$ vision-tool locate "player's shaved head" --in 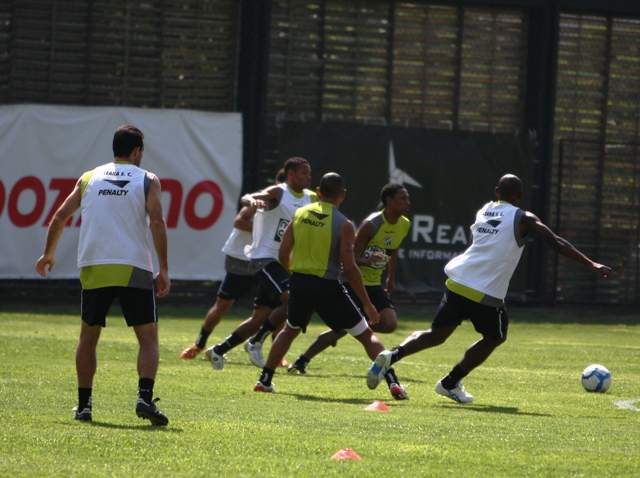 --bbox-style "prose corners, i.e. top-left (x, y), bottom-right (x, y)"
top-left (497, 174), bottom-right (522, 201)
top-left (319, 172), bottom-right (345, 199)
